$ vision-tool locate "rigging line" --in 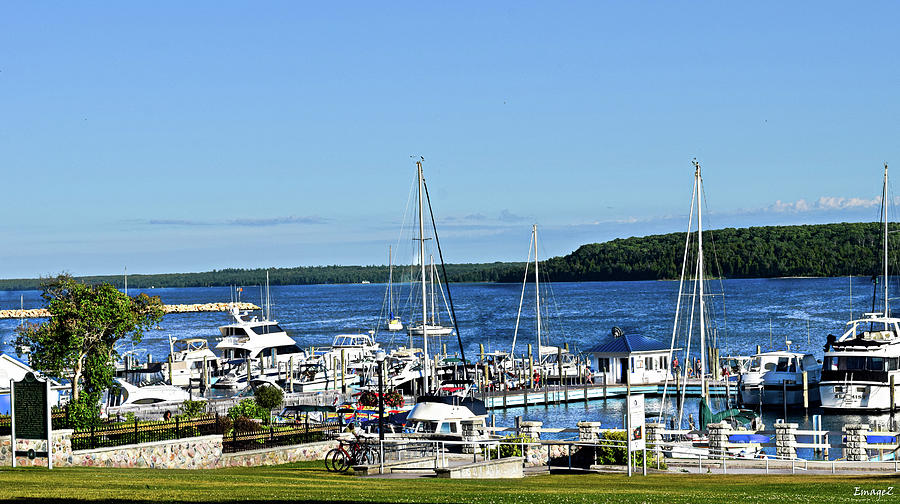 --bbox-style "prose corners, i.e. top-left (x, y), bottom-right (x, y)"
top-left (422, 179), bottom-right (467, 377)
top-left (511, 231), bottom-right (534, 356)
top-left (660, 170), bottom-right (697, 425)
top-left (700, 179), bottom-right (728, 352)
top-left (537, 233), bottom-right (569, 345)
